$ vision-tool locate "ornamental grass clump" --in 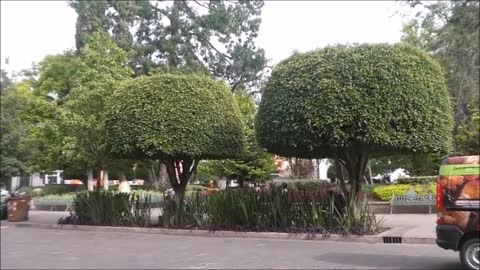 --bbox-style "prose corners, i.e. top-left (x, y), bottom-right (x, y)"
top-left (61, 191), bottom-right (151, 227)
top-left (162, 185), bottom-right (382, 235)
